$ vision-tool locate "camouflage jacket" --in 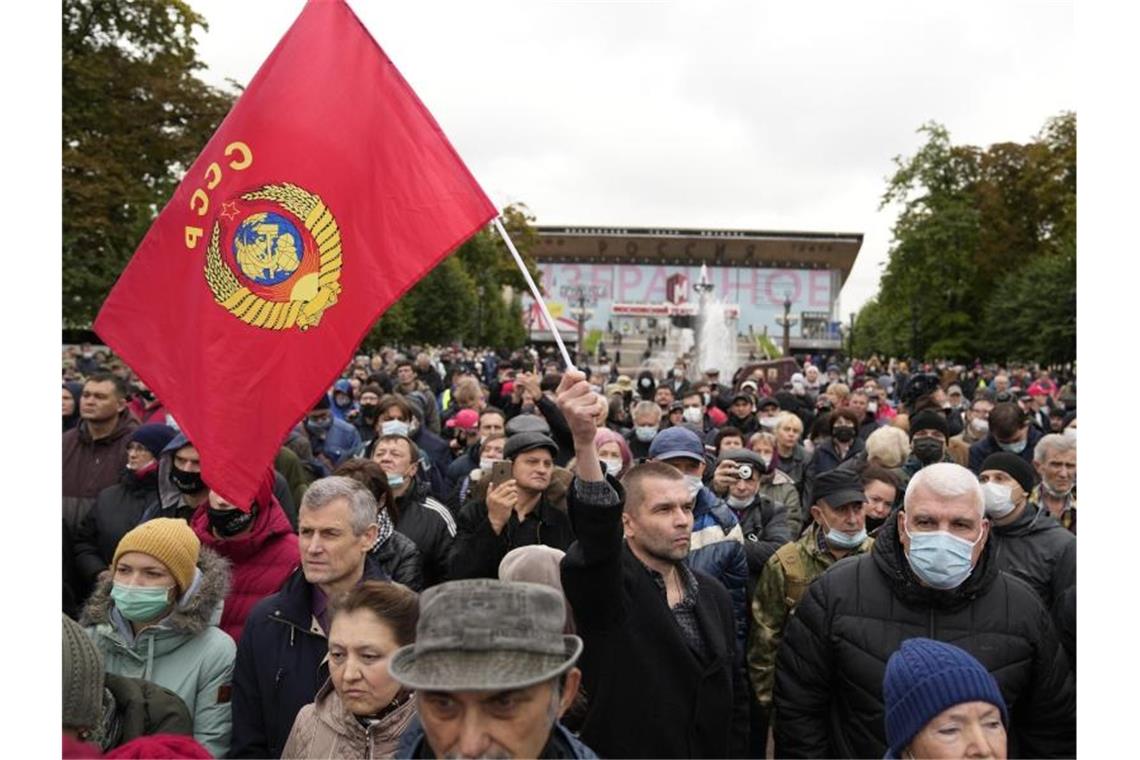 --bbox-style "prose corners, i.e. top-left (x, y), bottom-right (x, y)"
top-left (747, 523), bottom-right (873, 706)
